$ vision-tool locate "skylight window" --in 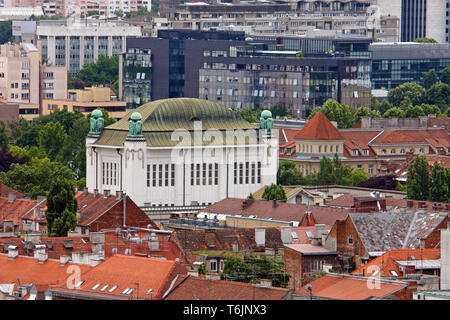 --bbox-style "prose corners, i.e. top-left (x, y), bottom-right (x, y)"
top-left (126, 288), bottom-right (135, 295)
top-left (291, 232), bottom-right (298, 240)
top-left (305, 231), bottom-right (313, 239)
top-left (146, 289), bottom-right (153, 295)
top-left (108, 285), bottom-right (118, 293)
top-left (121, 287), bottom-right (131, 294)
top-left (74, 281), bottom-right (84, 288)
top-left (100, 284), bottom-right (109, 292)
top-left (91, 283), bottom-right (101, 290)
top-left (390, 270), bottom-right (398, 277)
